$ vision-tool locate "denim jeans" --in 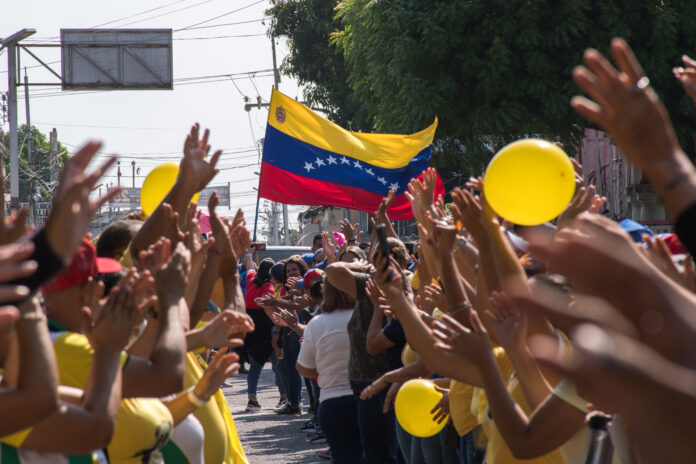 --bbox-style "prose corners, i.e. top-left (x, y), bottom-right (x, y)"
top-left (319, 395), bottom-right (363, 464)
top-left (278, 329), bottom-right (303, 407)
top-left (457, 431), bottom-right (485, 464)
top-left (351, 381), bottom-right (400, 464)
top-left (248, 352), bottom-right (286, 399)
top-left (397, 423), bottom-right (458, 464)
